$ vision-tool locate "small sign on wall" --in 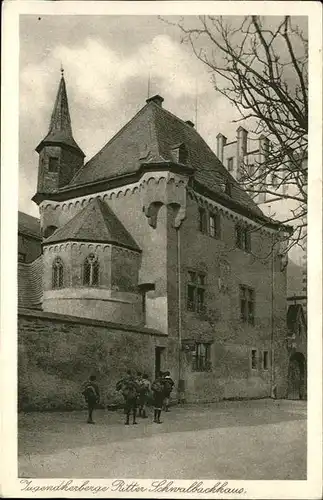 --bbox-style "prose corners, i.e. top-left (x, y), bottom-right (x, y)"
top-left (182, 340), bottom-right (196, 352)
